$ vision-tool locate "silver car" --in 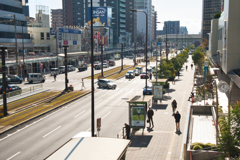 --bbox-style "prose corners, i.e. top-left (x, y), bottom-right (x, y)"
top-left (98, 79), bottom-right (117, 89)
